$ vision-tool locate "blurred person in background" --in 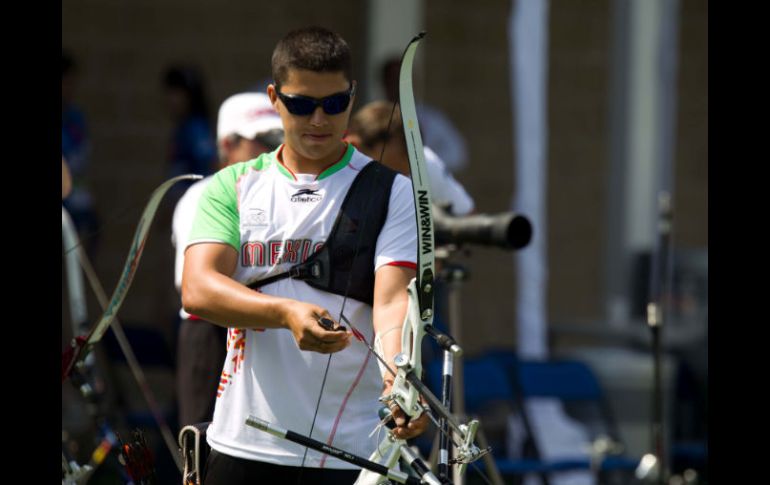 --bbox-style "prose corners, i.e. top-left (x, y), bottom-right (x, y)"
top-left (162, 65), bottom-right (217, 196)
top-left (346, 100), bottom-right (474, 216)
top-left (382, 56), bottom-right (469, 174)
top-left (172, 92), bottom-right (284, 429)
